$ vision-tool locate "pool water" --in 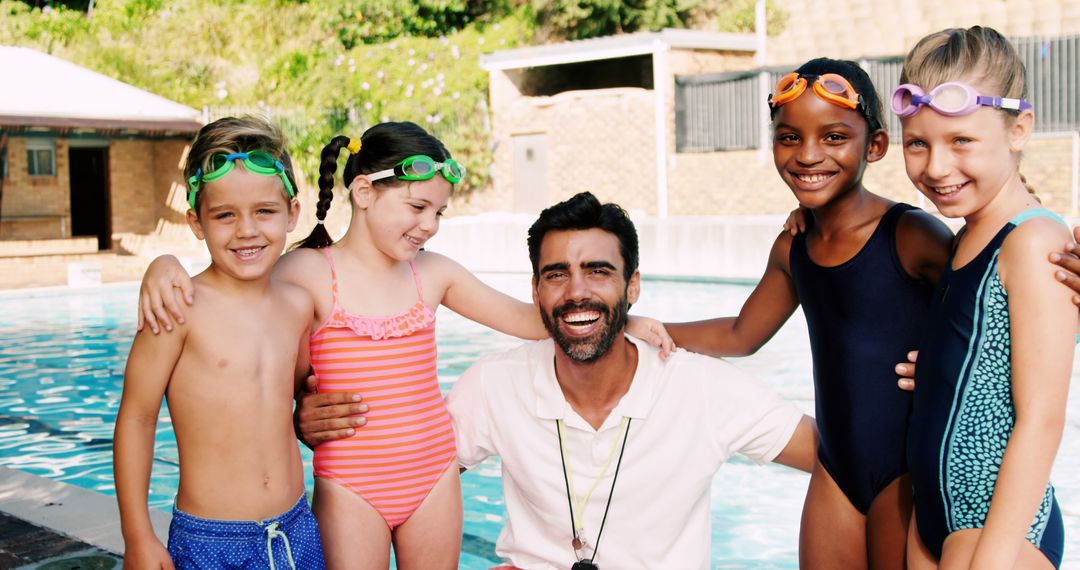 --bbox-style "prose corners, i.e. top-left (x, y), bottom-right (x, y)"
top-left (1, 275), bottom-right (1078, 568)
